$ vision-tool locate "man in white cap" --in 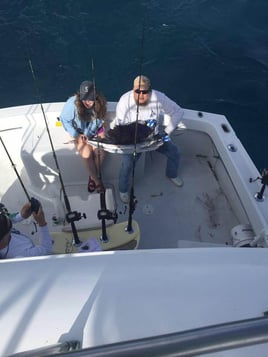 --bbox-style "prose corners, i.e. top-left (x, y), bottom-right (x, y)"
top-left (114, 75), bottom-right (184, 203)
